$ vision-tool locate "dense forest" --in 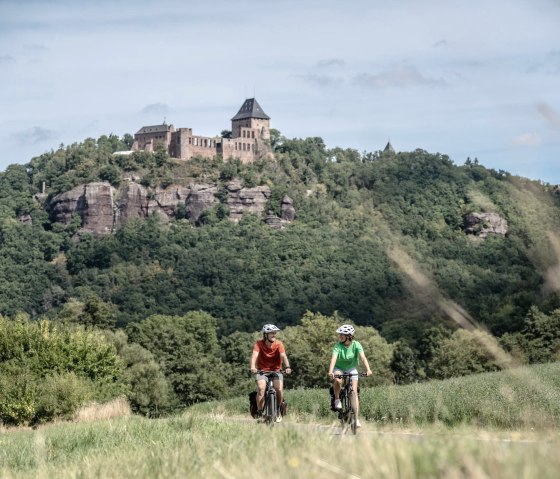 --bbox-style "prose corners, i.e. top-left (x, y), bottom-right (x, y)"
top-left (1, 131), bottom-right (560, 424)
